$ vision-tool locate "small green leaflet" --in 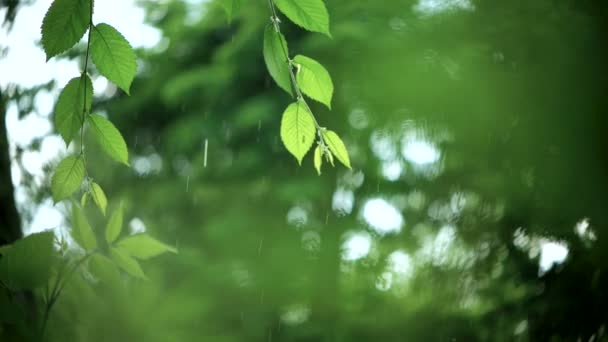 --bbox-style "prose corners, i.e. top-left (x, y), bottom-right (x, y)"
top-left (90, 23), bottom-right (137, 94)
top-left (263, 25), bottom-right (293, 96)
top-left (274, 0), bottom-right (331, 37)
top-left (322, 130), bottom-right (351, 169)
top-left (80, 192), bottom-right (88, 207)
top-left (105, 205), bottom-right (123, 244)
top-left (71, 204), bottom-right (97, 251)
top-left (116, 234), bottom-right (177, 260)
top-left (314, 145), bottom-right (322, 175)
top-left (51, 155), bottom-right (85, 203)
top-left (41, 0), bottom-right (91, 60)
top-left (54, 75), bottom-right (93, 146)
top-left (0, 232), bottom-right (56, 290)
top-left (90, 182), bottom-right (107, 216)
top-left (294, 55), bottom-right (333, 109)
top-left (280, 101), bottom-right (316, 164)
top-left (88, 254), bottom-right (121, 285)
top-left (110, 247), bottom-right (147, 280)
top-left (88, 114), bottom-right (129, 165)
top-left (220, 0), bottom-right (241, 22)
